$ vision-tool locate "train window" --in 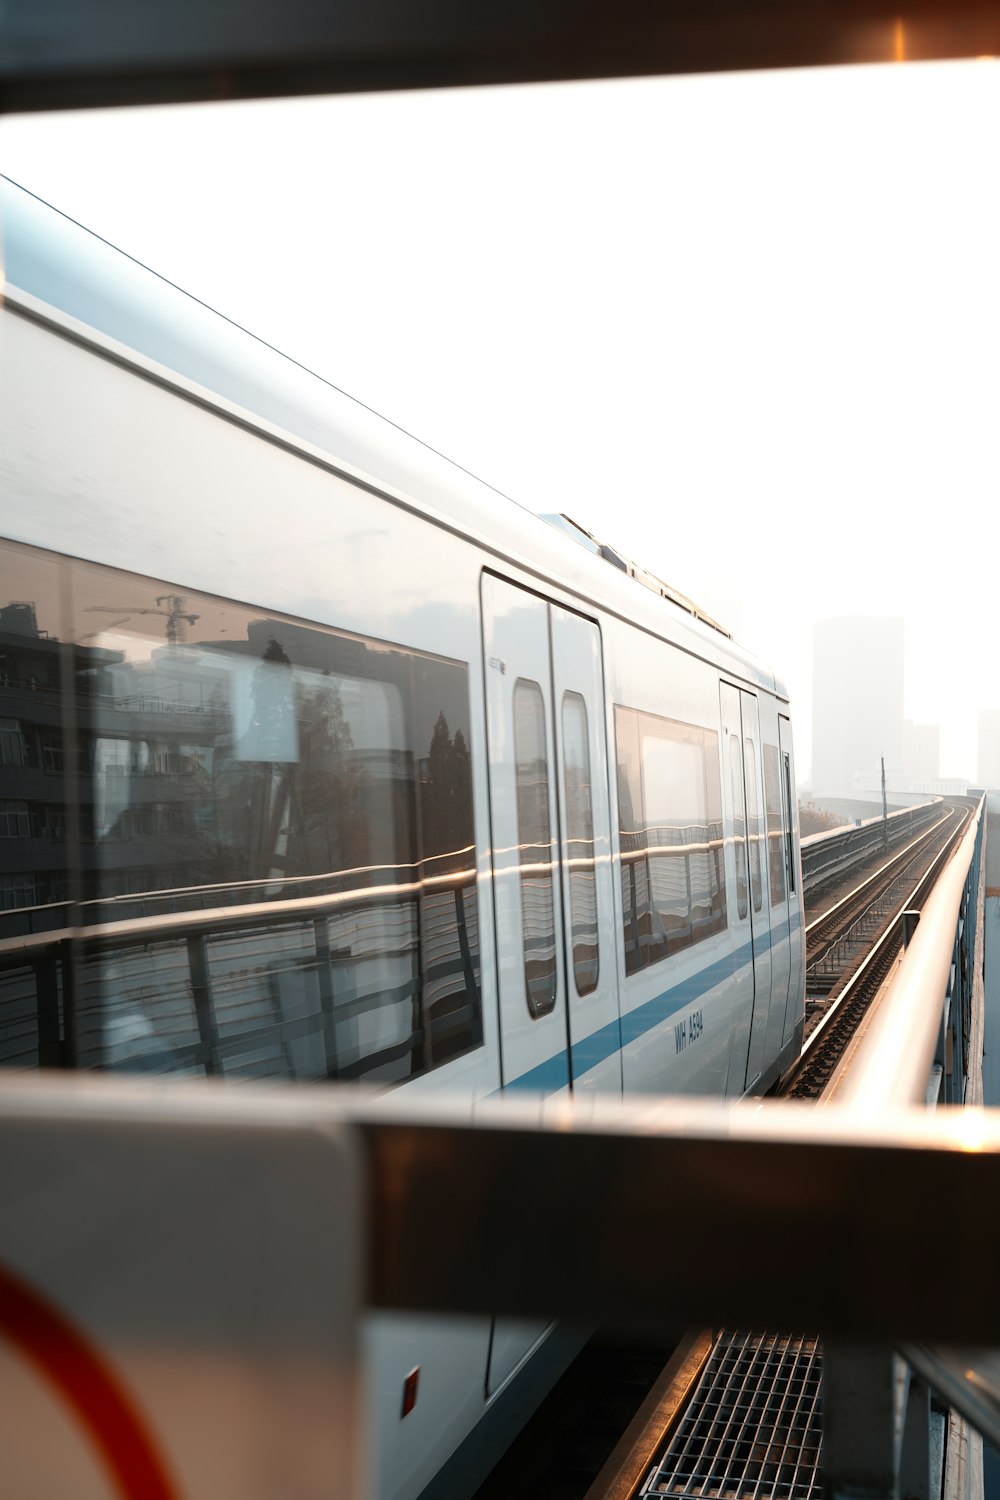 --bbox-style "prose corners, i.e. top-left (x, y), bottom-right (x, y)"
top-left (562, 692), bottom-right (599, 997)
top-left (0, 544), bottom-right (69, 1066)
top-left (783, 750), bottom-right (796, 895)
top-left (0, 542), bottom-right (482, 1081)
top-left (743, 739), bottom-right (763, 913)
top-left (729, 736), bottom-right (748, 920)
top-left (615, 706), bottom-right (726, 976)
top-left (763, 743), bottom-right (786, 906)
top-left (513, 678), bottom-right (557, 1018)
